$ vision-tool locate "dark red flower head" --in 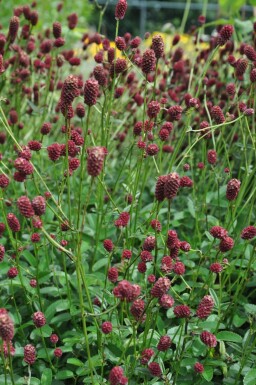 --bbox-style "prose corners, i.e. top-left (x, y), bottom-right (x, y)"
top-left (142, 49), bottom-right (156, 74)
top-left (115, 0), bottom-right (128, 20)
top-left (84, 78), bottom-right (99, 107)
top-left (217, 25), bottom-right (234, 46)
top-left (87, 146), bottom-right (106, 177)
